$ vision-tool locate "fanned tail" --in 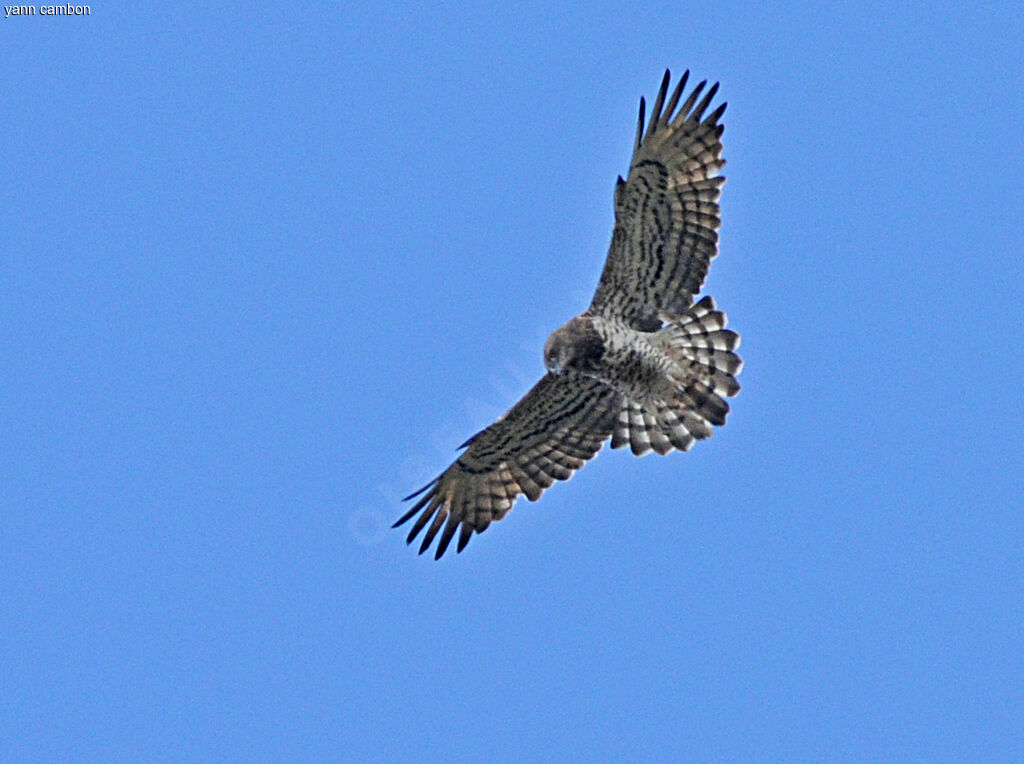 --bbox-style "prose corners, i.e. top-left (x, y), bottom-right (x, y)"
top-left (659, 292), bottom-right (741, 411)
top-left (611, 296), bottom-right (741, 456)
